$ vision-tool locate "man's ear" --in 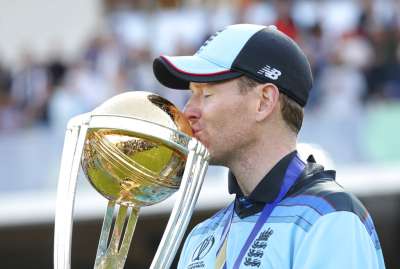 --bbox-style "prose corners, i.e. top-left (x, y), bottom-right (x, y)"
top-left (255, 83), bottom-right (280, 122)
